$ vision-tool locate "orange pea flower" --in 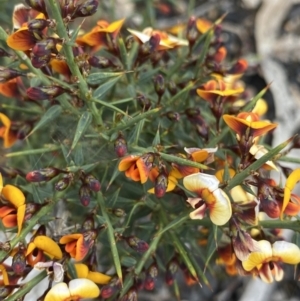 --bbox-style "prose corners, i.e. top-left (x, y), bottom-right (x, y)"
top-left (0, 78), bottom-right (24, 99)
top-left (197, 79), bottom-right (244, 104)
top-left (7, 12), bottom-right (46, 51)
top-left (77, 19), bottom-right (125, 52)
top-left (44, 278), bottom-right (100, 301)
top-left (183, 173), bottom-right (232, 225)
top-left (26, 235), bottom-right (63, 266)
top-left (242, 240), bottom-right (300, 283)
top-left (118, 153), bottom-right (154, 184)
top-left (0, 174), bottom-right (25, 235)
top-left (223, 112), bottom-right (277, 142)
top-left (59, 230), bottom-right (97, 261)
